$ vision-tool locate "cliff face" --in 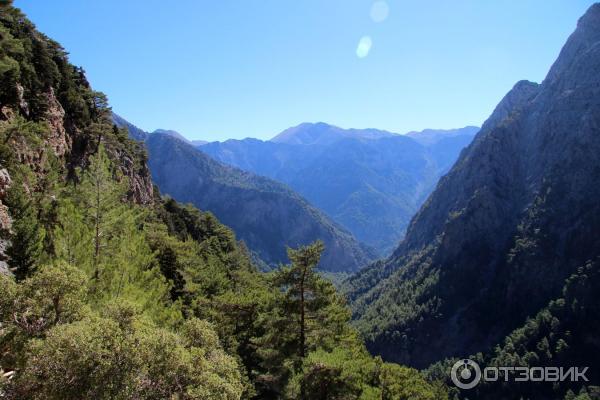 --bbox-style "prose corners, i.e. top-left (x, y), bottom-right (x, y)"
top-left (348, 4), bottom-right (600, 368)
top-left (0, 80), bottom-right (153, 207)
top-left (0, 168), bottom-right (11, 275)
top-left (0, 87), bottom-right (68, 171)
top-left (110, 143), bottom-right (154, 205)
